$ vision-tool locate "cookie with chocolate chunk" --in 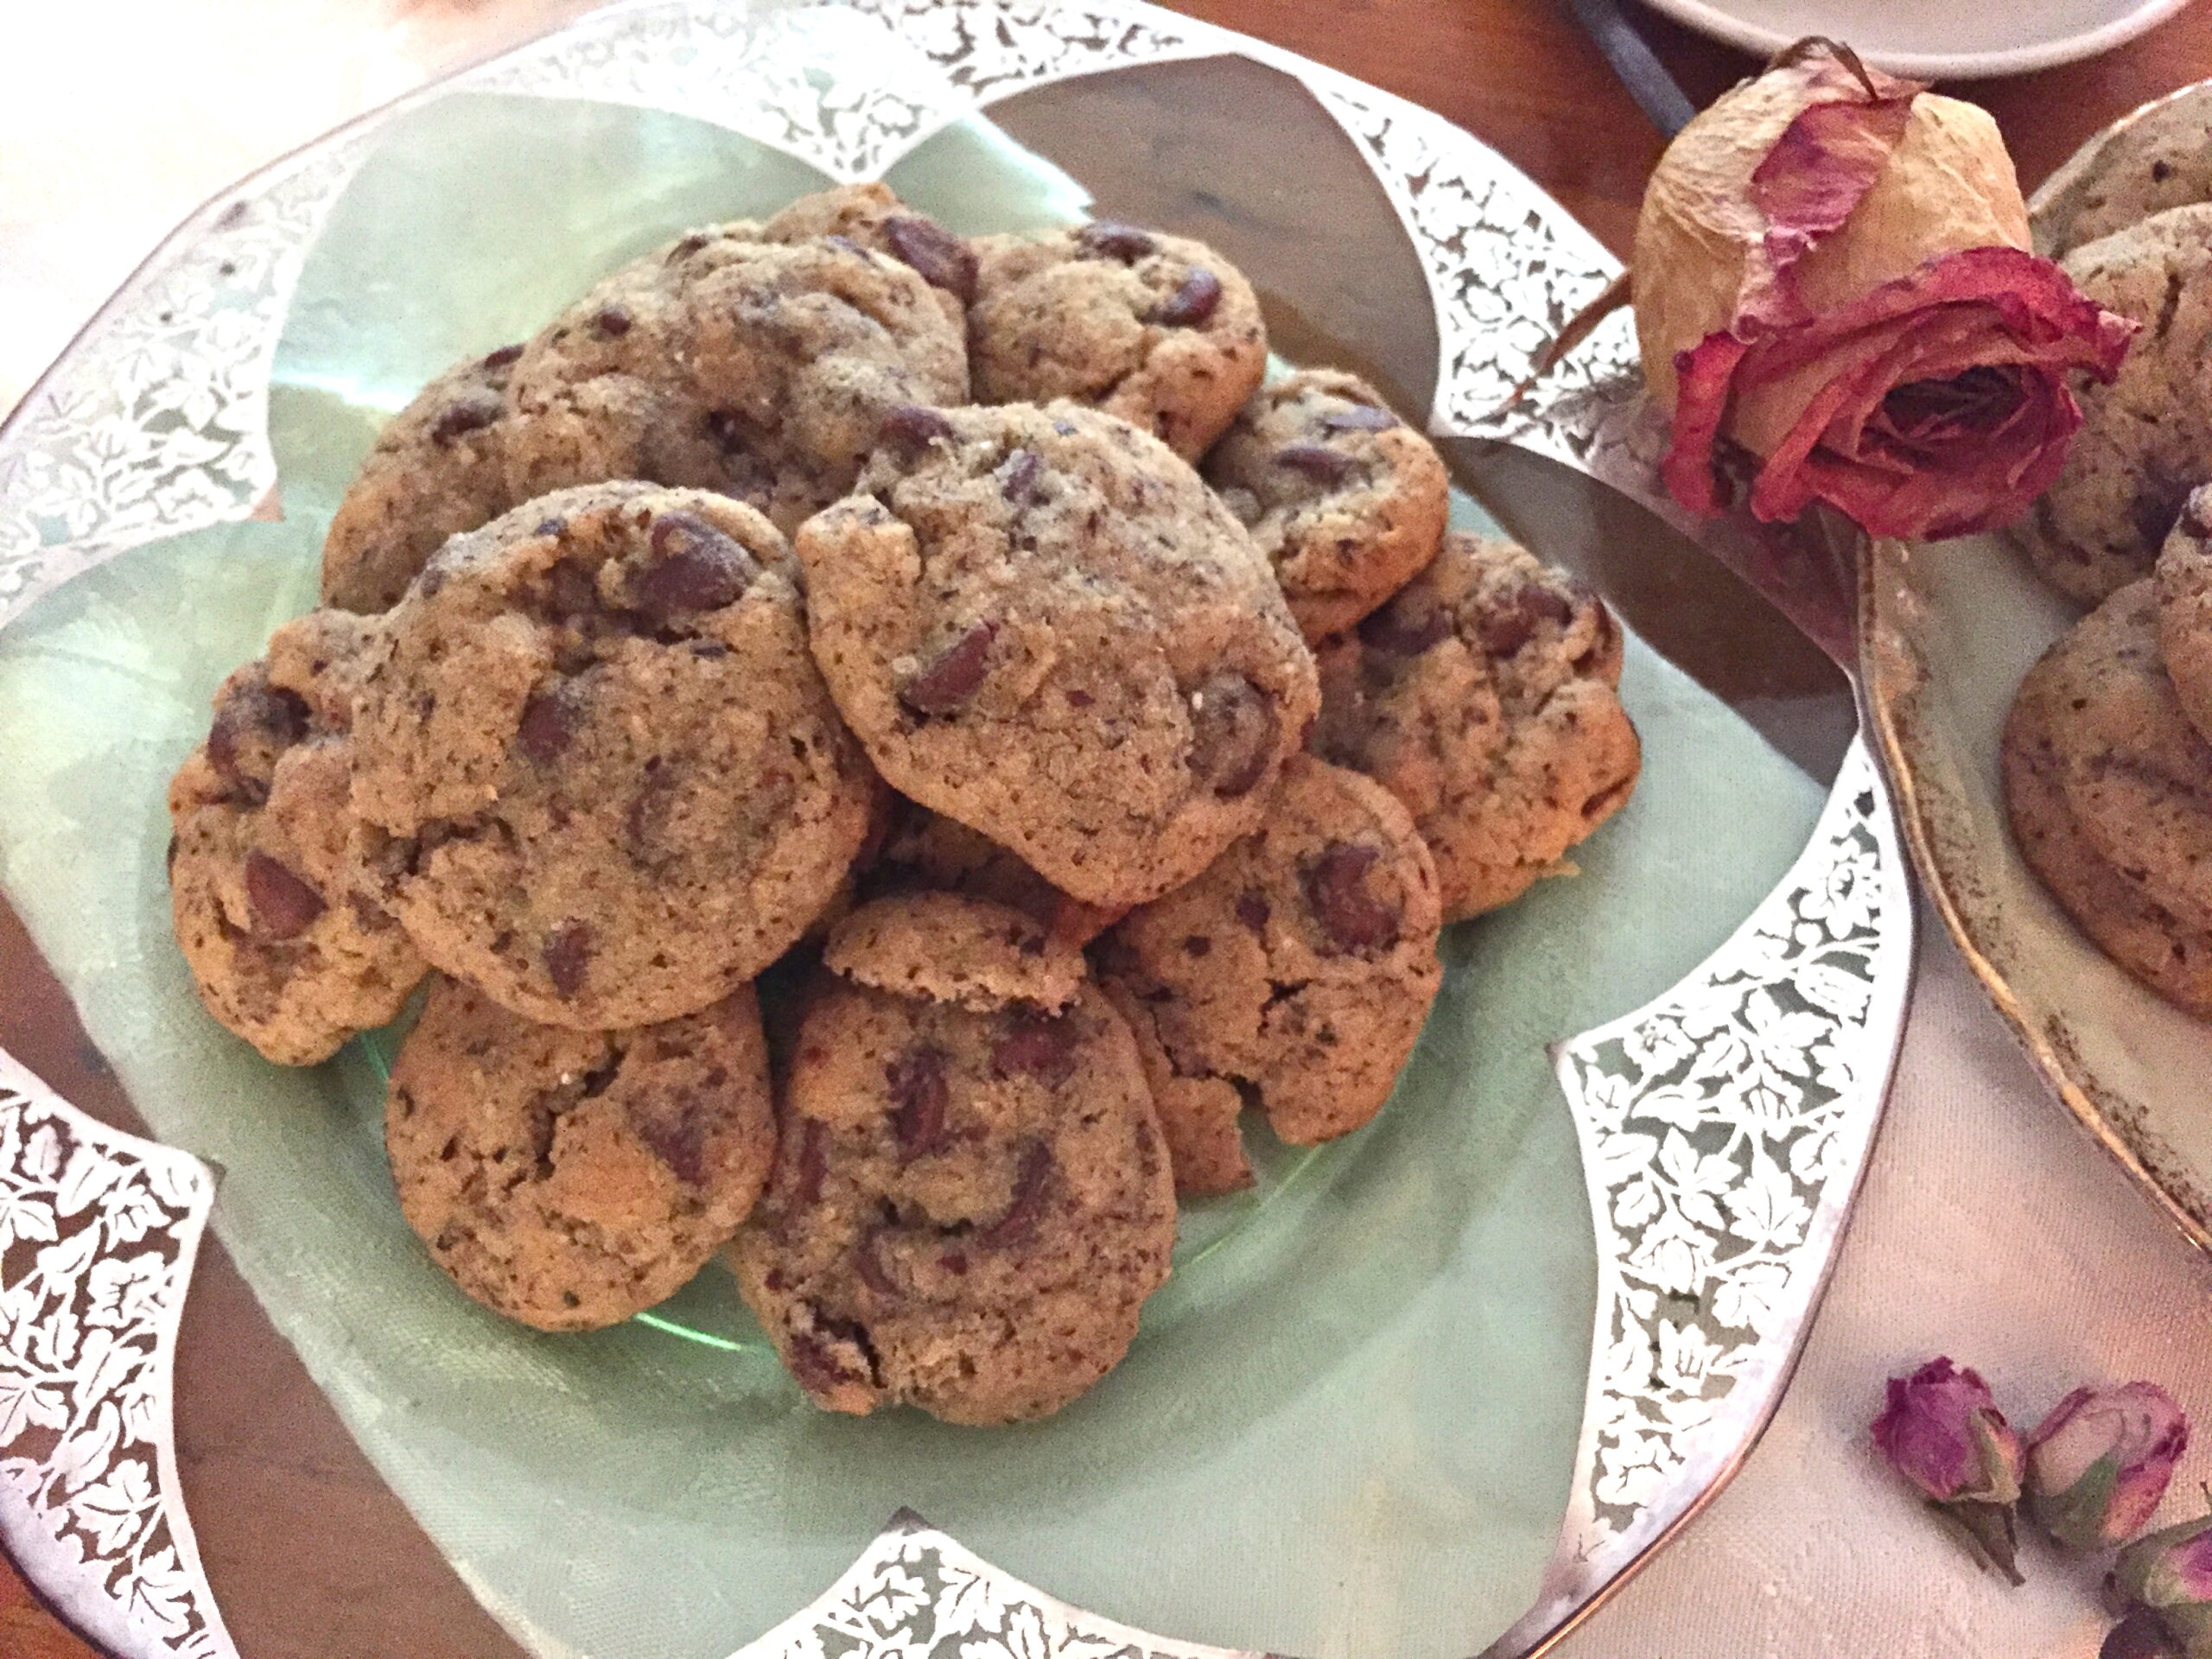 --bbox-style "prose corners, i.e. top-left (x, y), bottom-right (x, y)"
top-left (2004, 654), bottom-right (2212, 1017)
top-left (1204, 370), bottom-right (1447, 642)
top-left (1096, 754), bottom-right (1442, 1197)
top-left (968, 222), bottom-right (1265, 461)
top-left (168, 608), bottom-right (426, 1064)
top-left (729, 894), bottom-right (1176, 1425)
top-left (797, 401), bottom-right (1318, 909)
top-left (321, 188), bottom-right (969, 612)
top-left (351, 482), bottom-right (874, 1028)
top-left (1309, 533), bottom-right (1640, 920)
top-left (2035, 579), bottom-right (2212, 937)
top-left (386, 976), bottom-right (775, 1331)
top-left (2008, 206), bottom-right (2212, 605)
